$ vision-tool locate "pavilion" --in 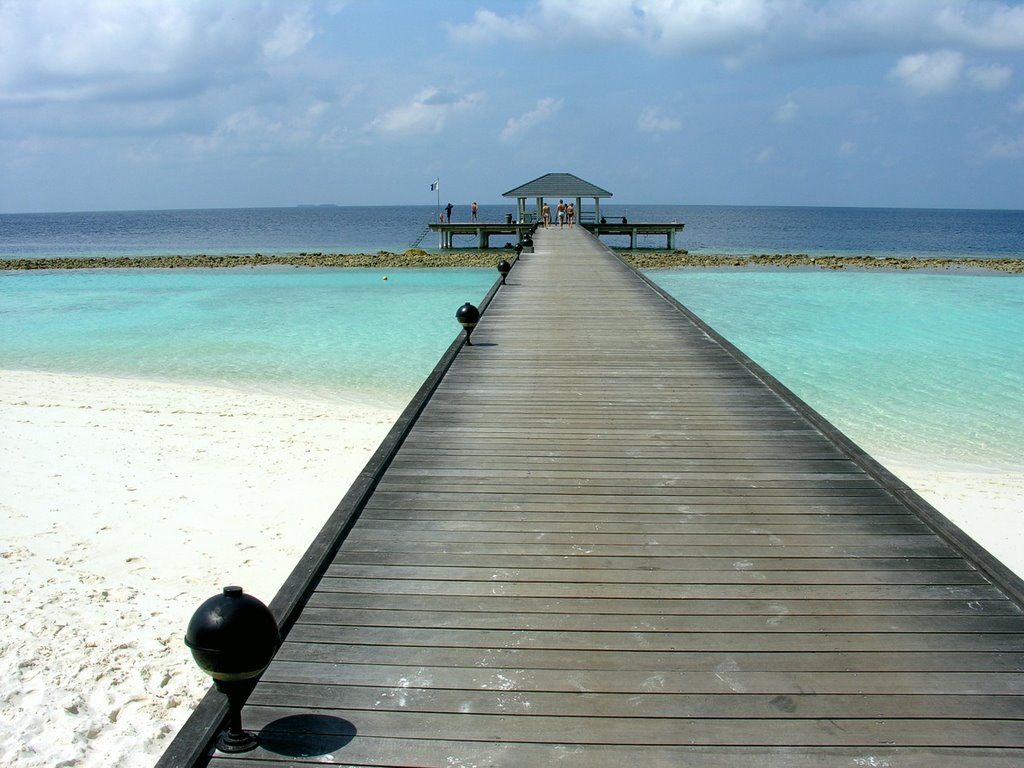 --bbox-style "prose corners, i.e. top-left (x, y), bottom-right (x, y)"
top-left (503, 172), bottom-right (612, 224)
